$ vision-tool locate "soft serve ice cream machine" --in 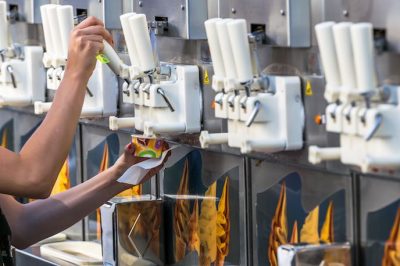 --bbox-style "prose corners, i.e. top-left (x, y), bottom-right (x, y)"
top-left (108, 12), bottom-right (201, 137)
top-left (3, 0), bottom-right (400, 265)
top-left (309, 22), bottom-right (400, 174)
top-left (0, 0), bottom-right (45, 107)
top-left (199, 18), bottom-right (304, 154)
top-left (34, 4), bottom-right (117, 118)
